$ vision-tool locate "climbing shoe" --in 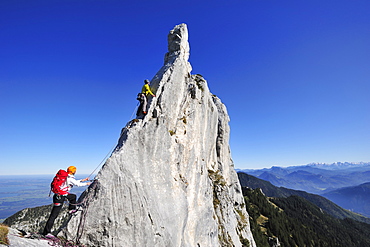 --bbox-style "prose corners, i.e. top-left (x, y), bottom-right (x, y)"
top-left (69, 209), bottom-right (78, 214)
top-left (44, 233), bottom-right (55, 238)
